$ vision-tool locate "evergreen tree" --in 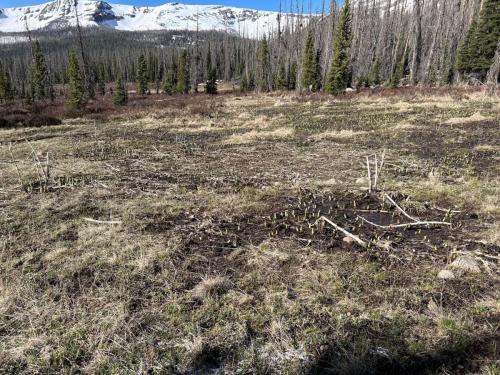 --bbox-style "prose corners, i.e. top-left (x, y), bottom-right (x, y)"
top-left (31, 41), bottom-right (48, 101)
top-left (205, 48), bottom-right (217, 95)
top-left (275, 61), bottom-right (287, 91)
top-left (302, 30), bottom-right (317, 91)
top-left (390, 55), bottom-right (405, 88)
top-left (0, 66), bottom-right (13, 102)
top-left (113, 75), bottom-right (128, 105)
top-left (473, 0), bottom-right (500, 74)
top-left (162, 70), bottom-right (174, 95)
top-left (326, 0), bottom-right (352, 94)
top-left (176, 50), bottom-right (190, 94)
top-left (314, 49), bottom-right (322, 91)
top-left (67, 51), bottom-right (87, 110)
top-left (97, 63), bottom-right (106, 96)
top-left (457, 0), bottom-right (500, 79)
top-left (136, 54), bottom-right (148, 96)
top-left (240, 73), bottom-right (249, 92)
top-left (368, 59), bottom-right (381, 86)
top-left (248, 70), bottom-right (256, 91)
top-left (257, 36), bottom-right (271, 92)
top-left (456, 18), bottom-right (478, 74)
top-left (0, 66), bottom-right (6, 102)
top-left (288, 61), bottom-right (298, 90)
